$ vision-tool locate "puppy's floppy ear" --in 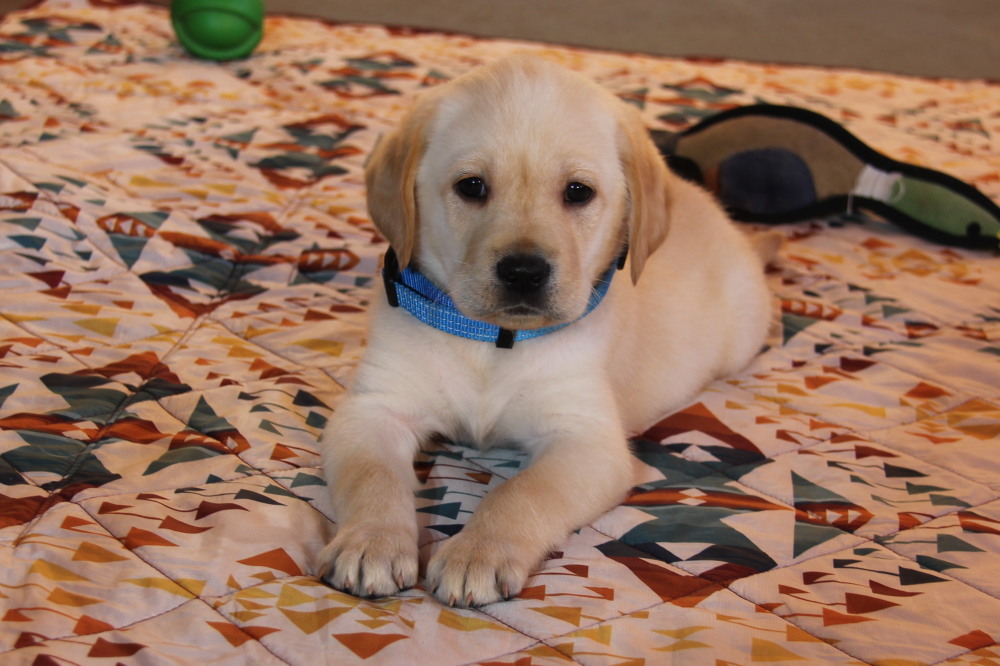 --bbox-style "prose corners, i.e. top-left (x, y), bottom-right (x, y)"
top-left (364, 97), bottom-right (437, 268)
top-left (618, 105), bottom-right (672, 284)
